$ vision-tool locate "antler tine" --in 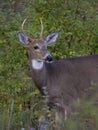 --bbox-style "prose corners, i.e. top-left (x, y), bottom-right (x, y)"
top-left (40, 19), bottom-right (43, 39)
top-left (21, 18), bottom-right (27, 32)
